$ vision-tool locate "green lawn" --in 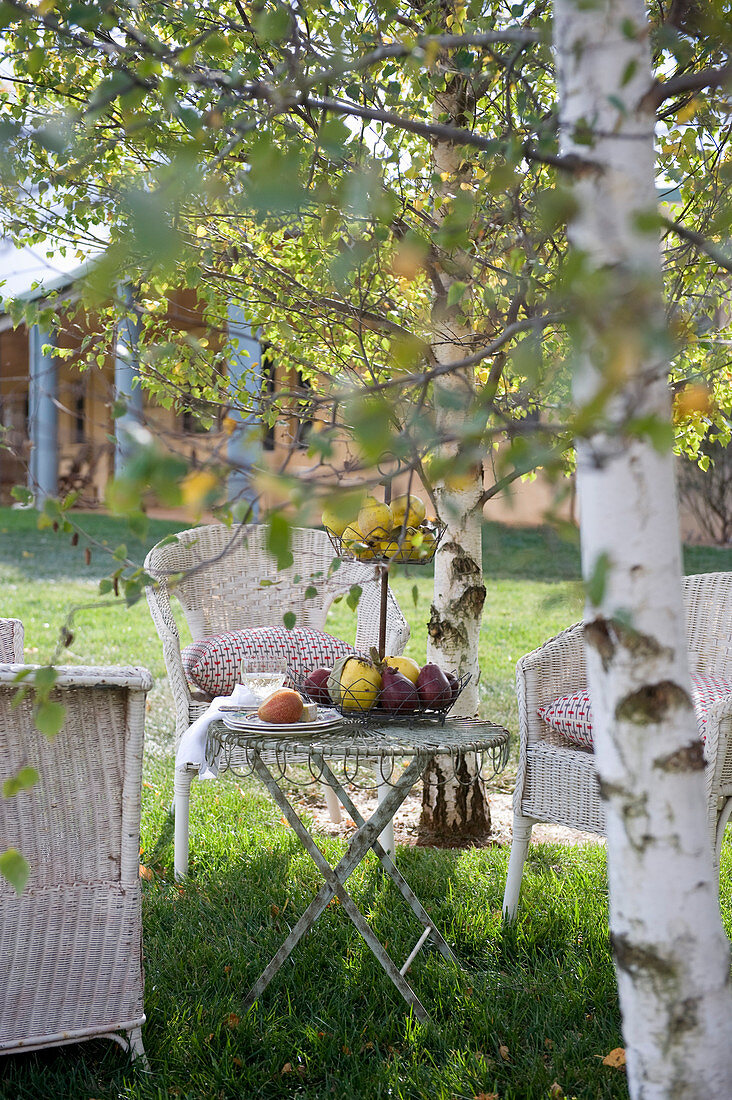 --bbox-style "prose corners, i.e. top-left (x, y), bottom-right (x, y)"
top-left (1, 507), bottom-right (731, 1100)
